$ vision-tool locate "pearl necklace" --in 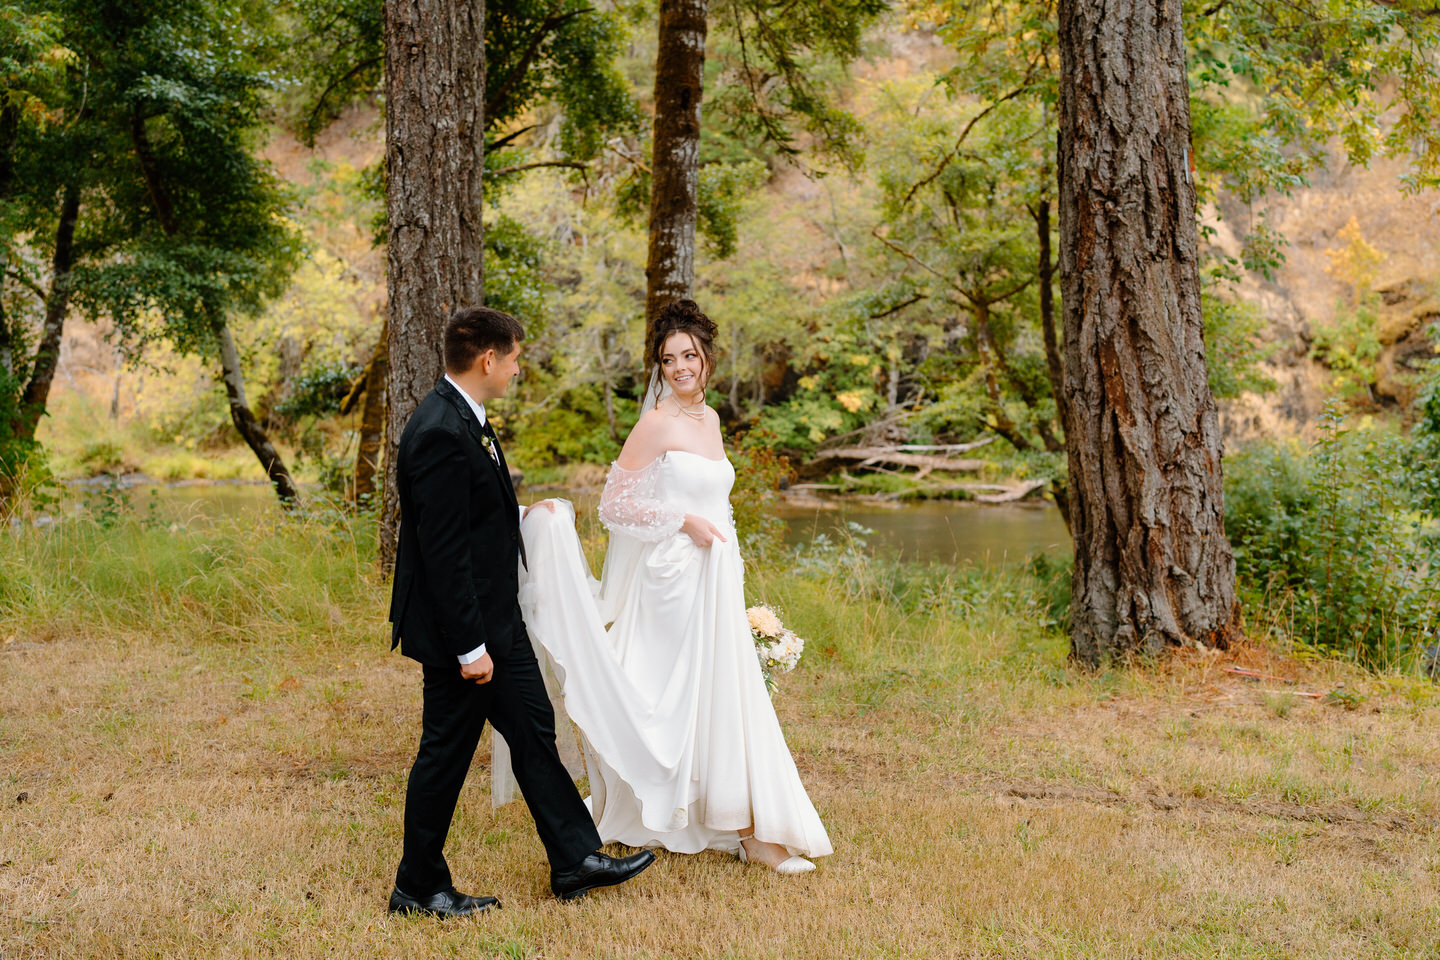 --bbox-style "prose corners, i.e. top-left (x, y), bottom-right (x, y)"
top-left (673, 394), bottom-right (707, 421)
